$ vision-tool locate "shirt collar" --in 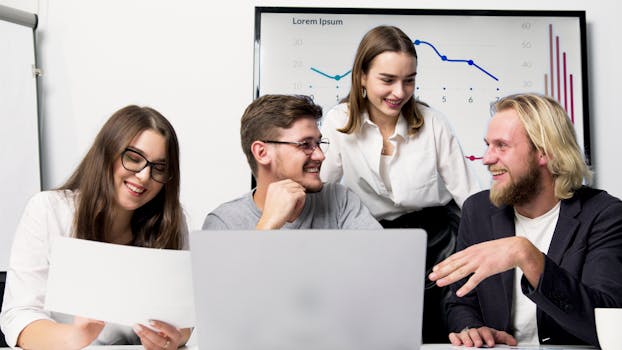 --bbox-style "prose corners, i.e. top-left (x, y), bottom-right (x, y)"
top-left (361, 110), bottom-right (409, 141)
